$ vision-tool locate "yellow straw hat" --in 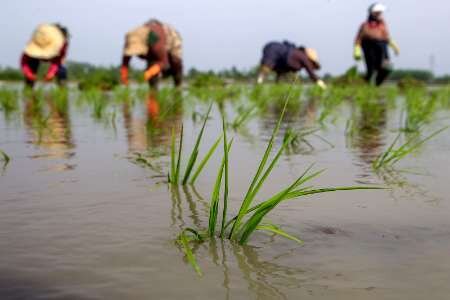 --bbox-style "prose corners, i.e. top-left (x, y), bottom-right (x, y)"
top-left (124, 26), bottom-right (150, 56)
top-left (305, 48), bottom-right (321, 69)
top-left (24, 24), bottom-right (65, 59)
